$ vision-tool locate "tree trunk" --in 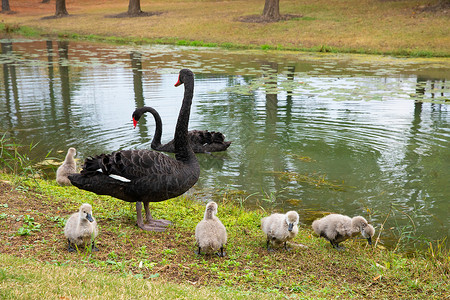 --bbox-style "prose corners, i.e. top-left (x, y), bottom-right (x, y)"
top-left (55, 0), bottom-right (68, 17)
top-left (128, 0), bottom-right (142, 15)
top-left (262, 0), bottom-right (281, 20)
top-left (2, 0), bottom-right (11, 12)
